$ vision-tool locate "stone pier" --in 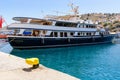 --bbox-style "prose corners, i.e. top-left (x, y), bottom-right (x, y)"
top-left (0, 52), bottom-right (80, 80)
